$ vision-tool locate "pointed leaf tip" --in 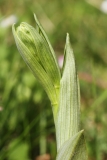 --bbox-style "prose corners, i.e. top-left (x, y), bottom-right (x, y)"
top-left (56, 130), bottom-right (88, 160)
top-left (34, 14), bottom-right (38, 22)
top-left (66, 33), bottom-right (70, 44)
